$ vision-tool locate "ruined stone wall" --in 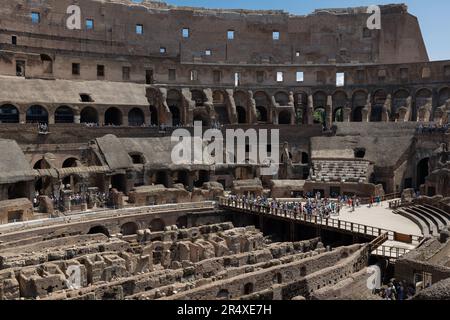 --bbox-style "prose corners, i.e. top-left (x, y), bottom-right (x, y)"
top-left (0, 1), bottom-right (428, 77)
